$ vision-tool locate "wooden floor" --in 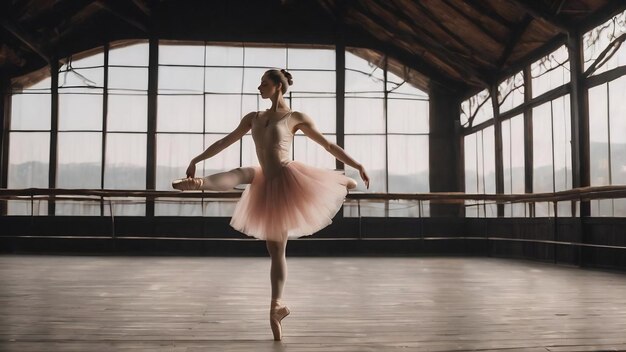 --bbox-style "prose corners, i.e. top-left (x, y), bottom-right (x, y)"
top-left (1, 255), bottom-right (626, 352)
